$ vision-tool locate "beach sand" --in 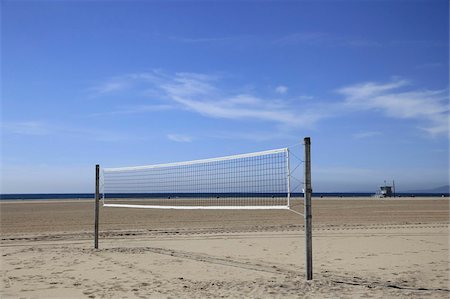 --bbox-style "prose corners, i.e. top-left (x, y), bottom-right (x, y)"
top-left (1, 197), bottom-right (449, 298)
